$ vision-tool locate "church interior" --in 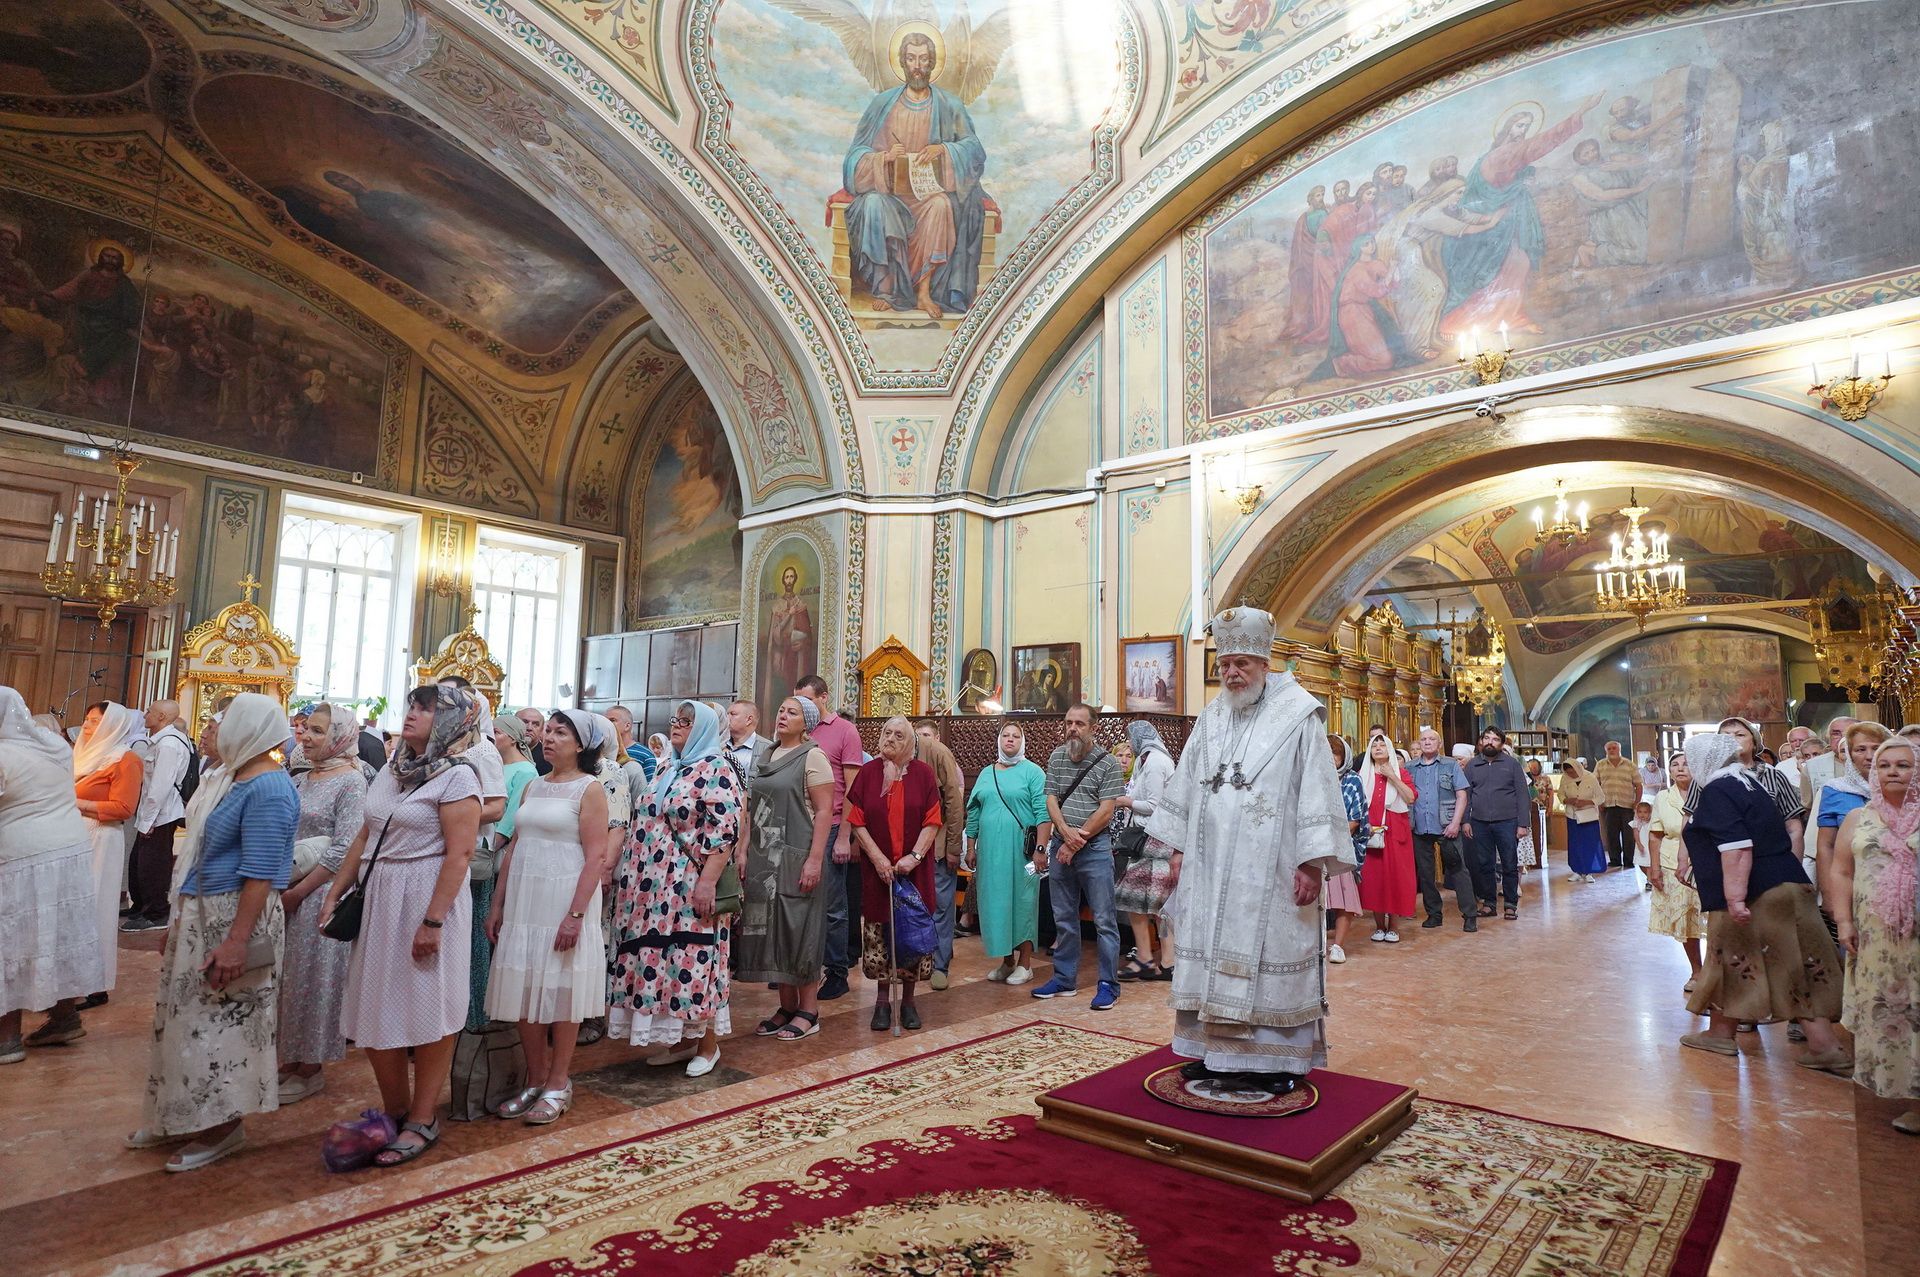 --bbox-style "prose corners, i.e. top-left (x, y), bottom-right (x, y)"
top-left (2, 0), bottom-right (1917, 1273)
